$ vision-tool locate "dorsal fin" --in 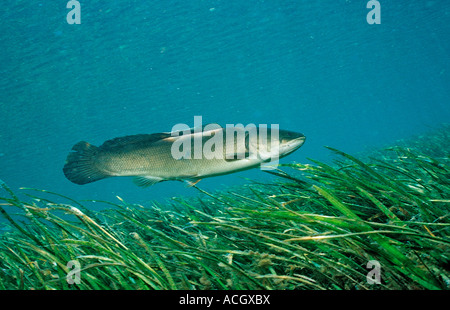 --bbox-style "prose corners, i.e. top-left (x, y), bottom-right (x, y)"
top-left (99, 133), bottom-right (171, 150)
top-left (170, 123), bottom-right (222, 136)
